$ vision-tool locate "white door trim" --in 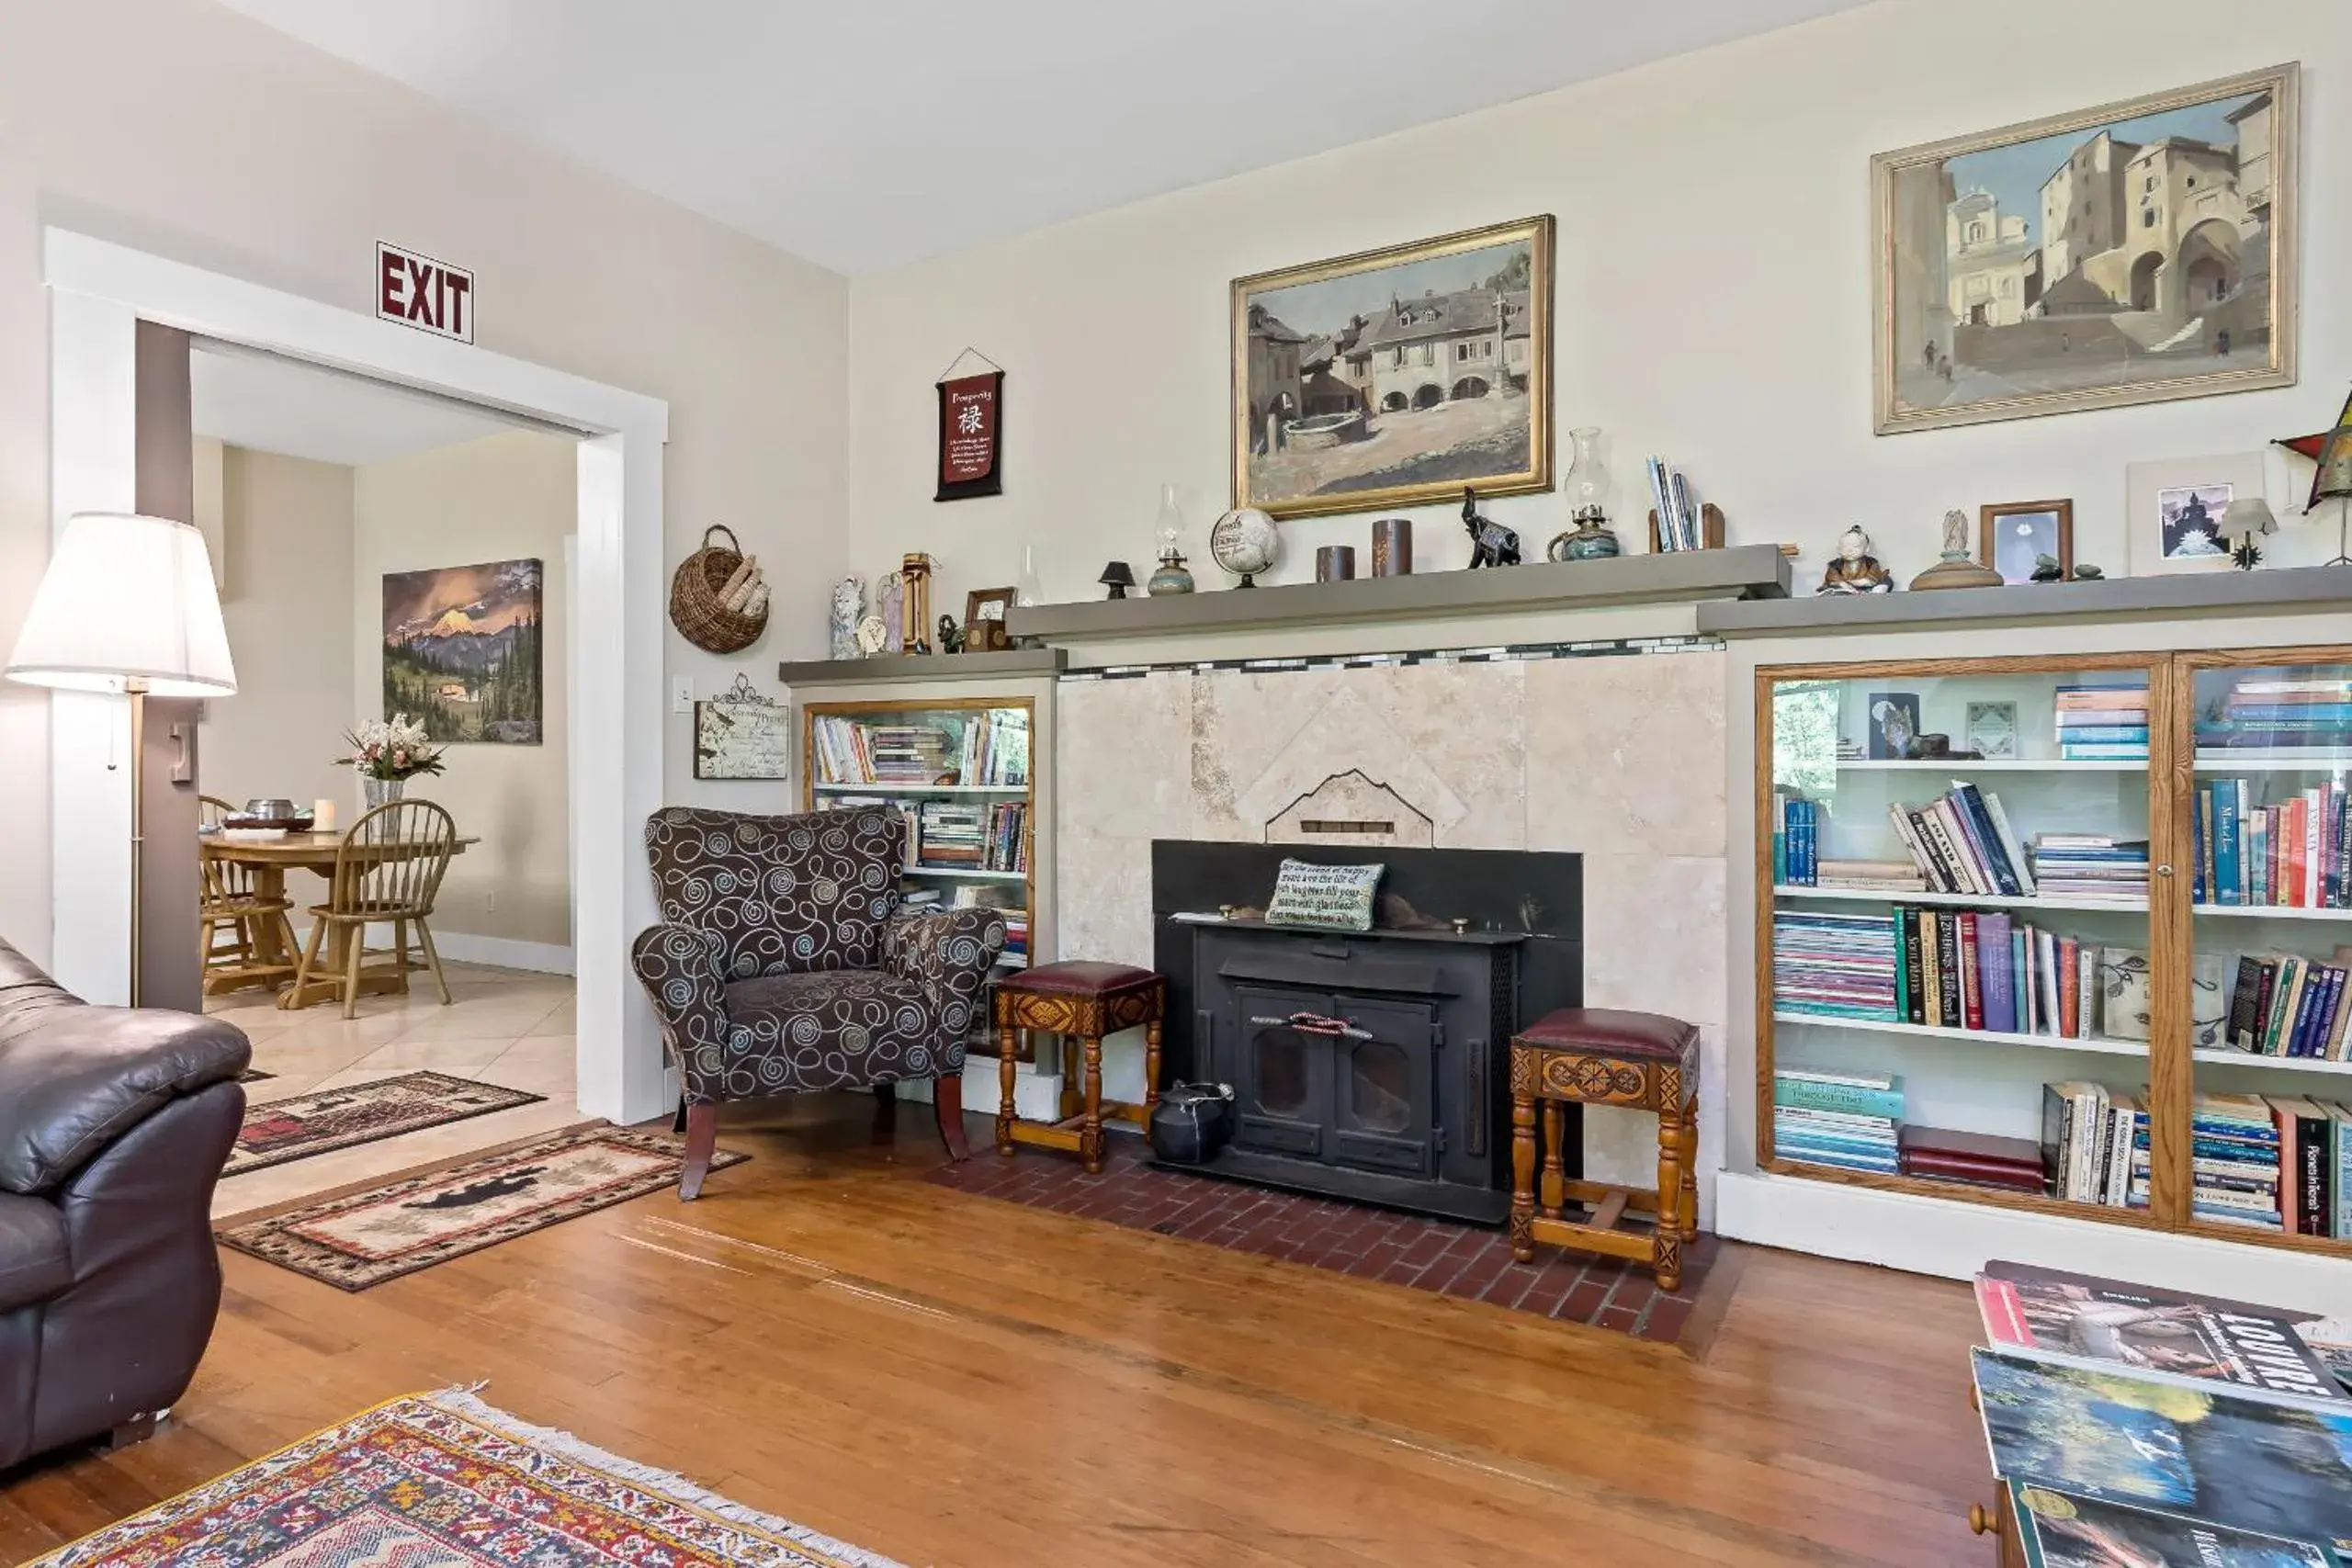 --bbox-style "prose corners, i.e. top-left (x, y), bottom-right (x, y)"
top-left (43, 228), bottom-right (671, 1127)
